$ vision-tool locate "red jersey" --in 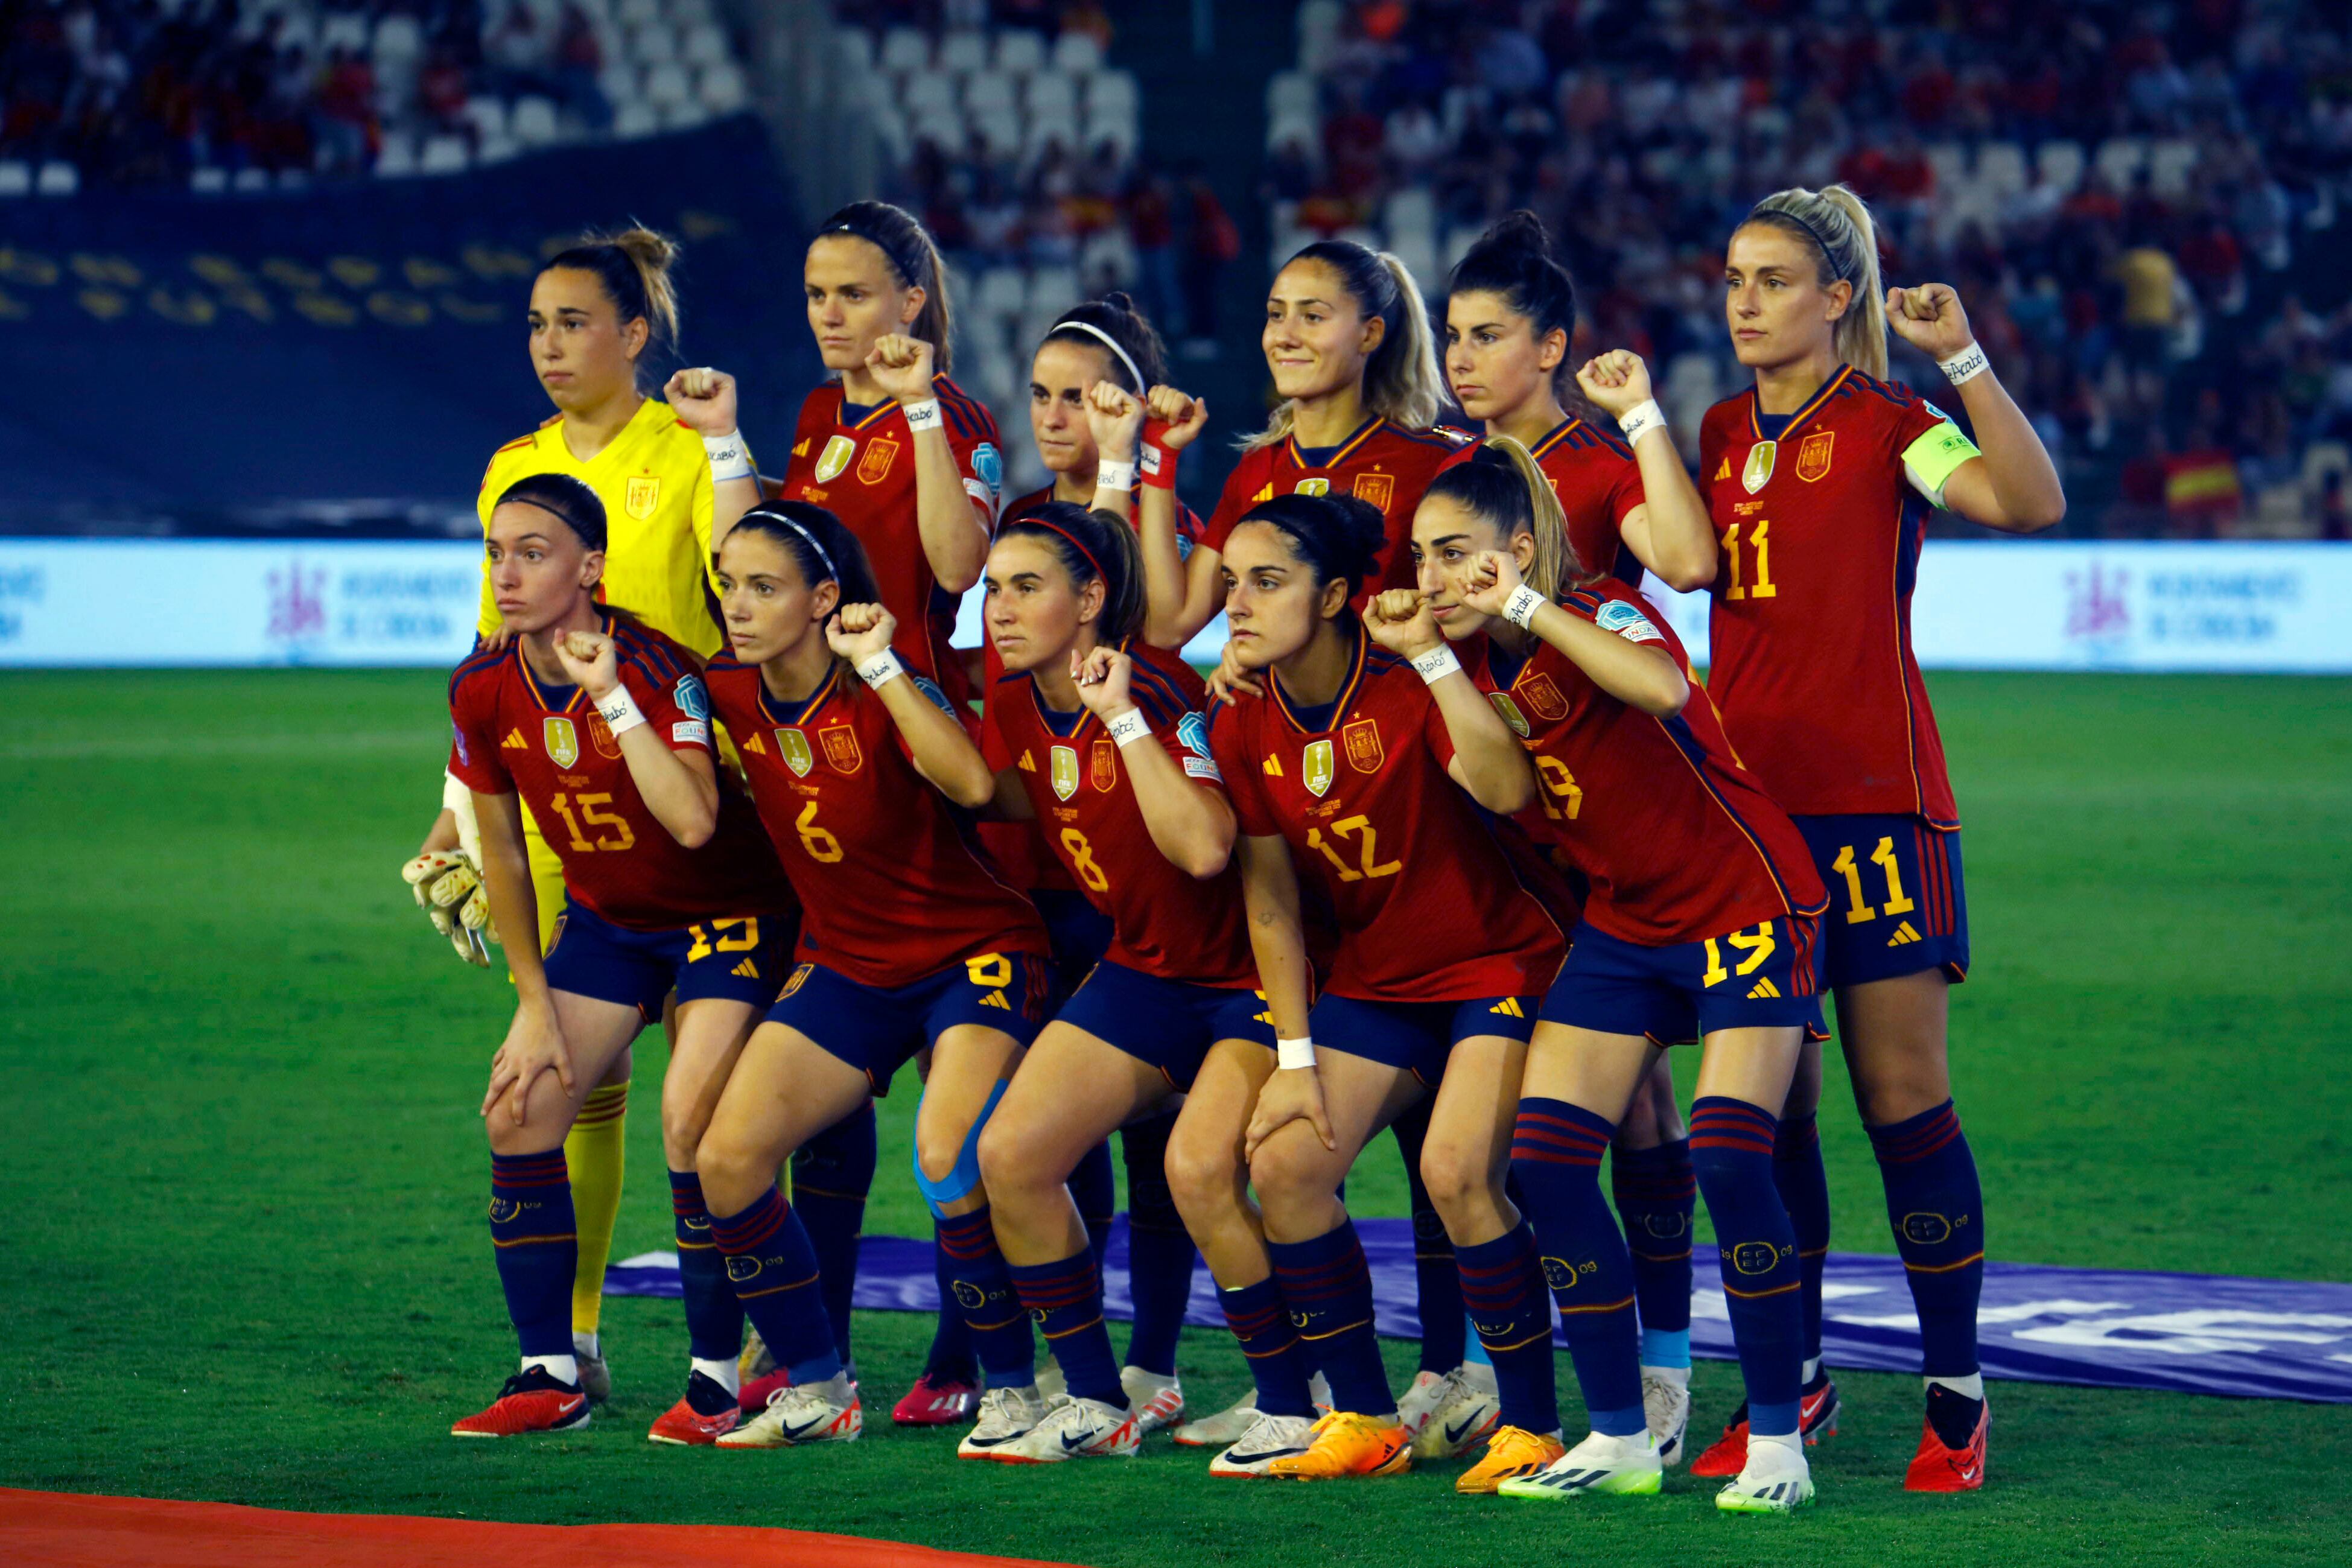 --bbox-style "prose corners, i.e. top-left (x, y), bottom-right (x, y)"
top-left (1206, 625), bottom-right (1566, 1002)
top-left (777, 376), bottom-right (1003, 706)
top-left (982, 642), bottom-right (1256, 987)
top-left (447, 618), bottom-right (791, 932)
top-left (1698, 367), bottom-right (1966, 823)
top-left (1204, 417), bottom-right (1467, 600)
top-left (704, 652), bottom-right (1047, 988)
top-left (1438, 416), bottom-right (1647, 584)
top-left (1469, 581), bottom-right (1826, 946)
